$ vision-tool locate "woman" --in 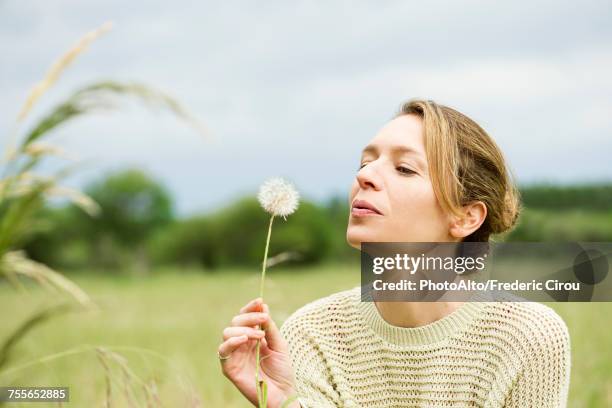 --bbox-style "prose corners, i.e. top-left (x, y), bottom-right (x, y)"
top-left (218, 99), bottom-right (571, 407)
